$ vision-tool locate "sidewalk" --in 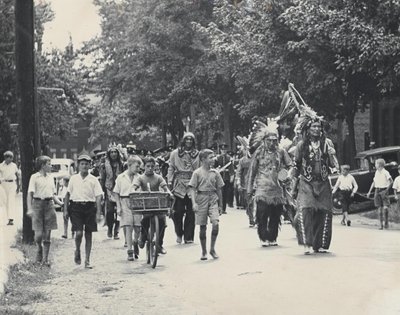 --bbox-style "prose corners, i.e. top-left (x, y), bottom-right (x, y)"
top-left (0, 194), bottom-right (23, 295)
